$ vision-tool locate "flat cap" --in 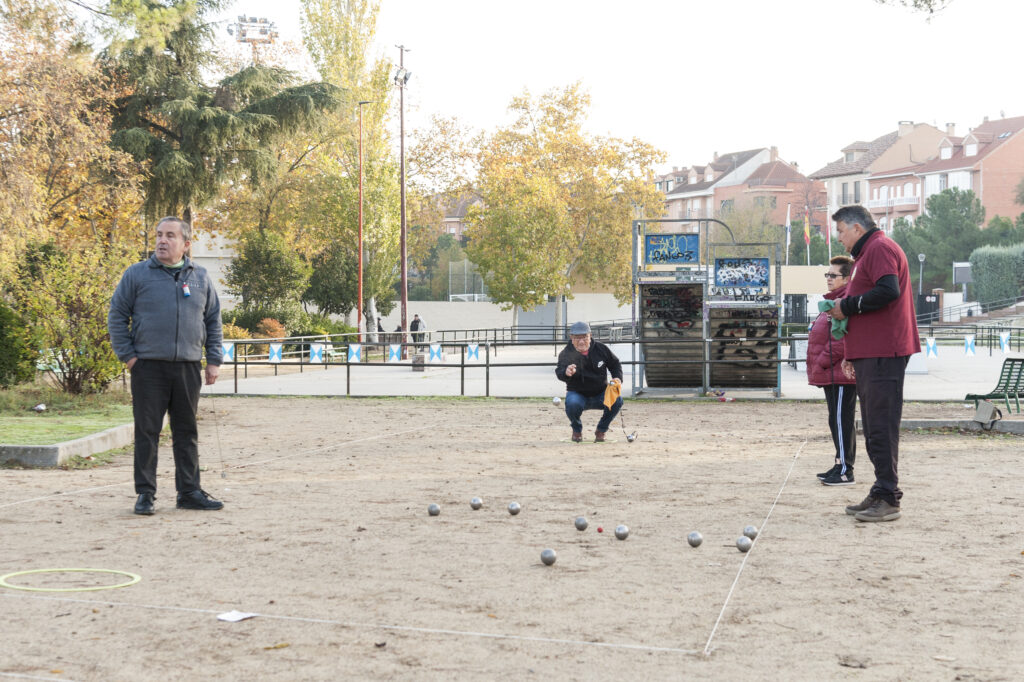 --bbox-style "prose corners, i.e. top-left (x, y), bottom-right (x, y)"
top-left (569, 321), bottom-right (591, 335)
